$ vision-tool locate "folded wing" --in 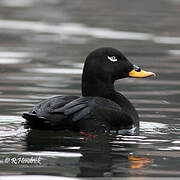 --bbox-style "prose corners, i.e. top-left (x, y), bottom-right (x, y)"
top-left (23, 96), bottom-right (133, 132)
